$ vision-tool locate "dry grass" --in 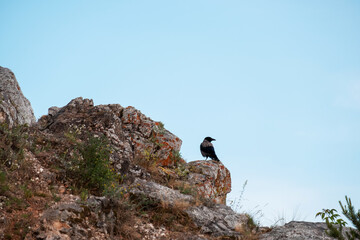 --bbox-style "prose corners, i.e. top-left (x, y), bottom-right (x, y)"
top-left (151, 204), bottom-right (199, 232)
top-left (173, 199), bottom-right (191, 211)
top-left (129, 193), bottom-right (199, 234)
top-left (109, 200), bottom-right (141, 239)
top-left (233, 215), bottom-right (261, 240)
